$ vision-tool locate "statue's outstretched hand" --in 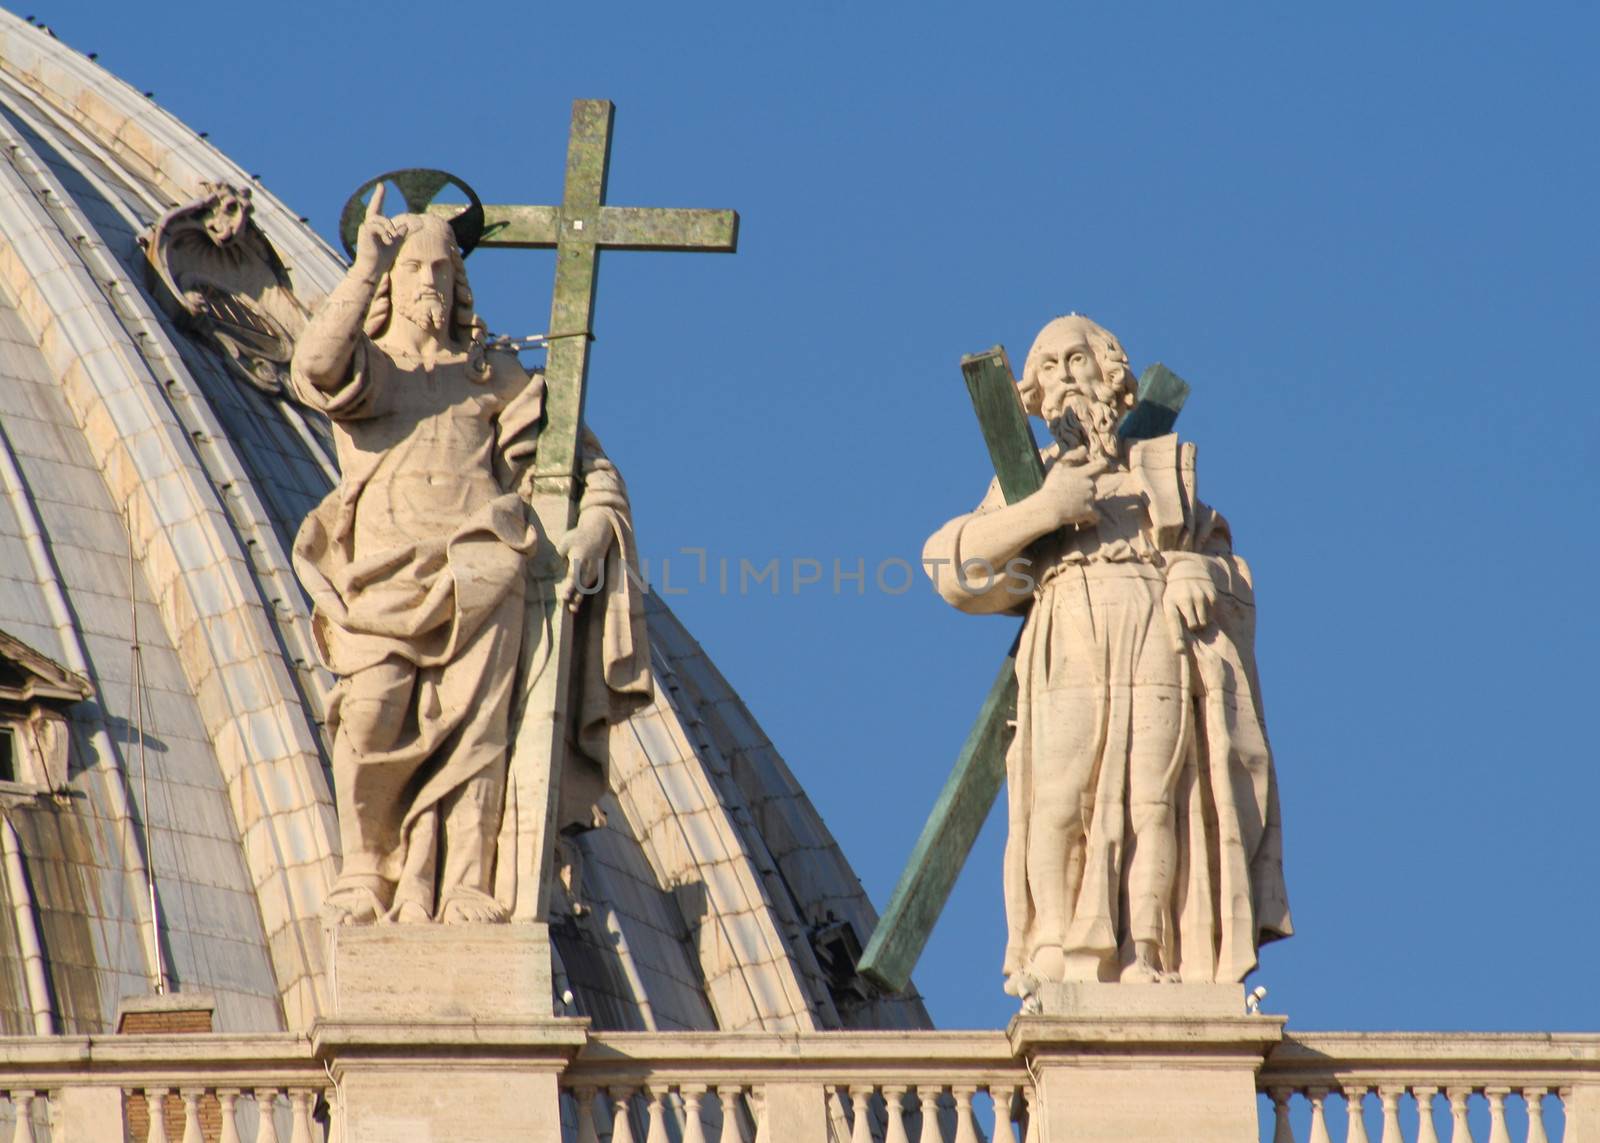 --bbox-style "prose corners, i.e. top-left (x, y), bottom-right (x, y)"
top-left (1162, 561), bottom-right (1217, 652)
top-left (352, 184), bottom-right (408, 279)
top-left (554, 513), bottom-right (616, 614)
